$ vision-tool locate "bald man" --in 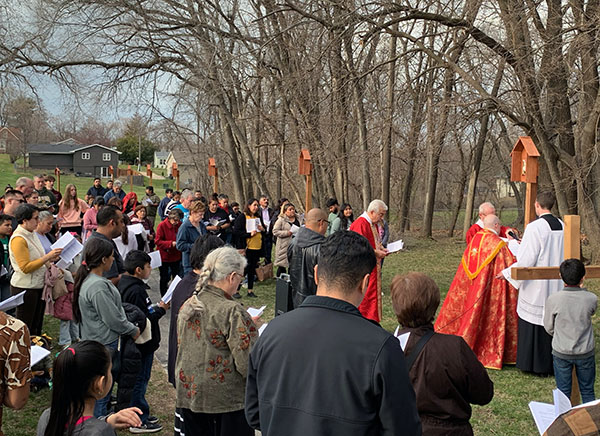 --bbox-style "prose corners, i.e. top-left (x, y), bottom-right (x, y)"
top-left (287, 208), bottom-right (328, 308)
top-left (465, 202), bottom-right (513, 244)
top-left (436, 214), bottom-right (519, 369)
